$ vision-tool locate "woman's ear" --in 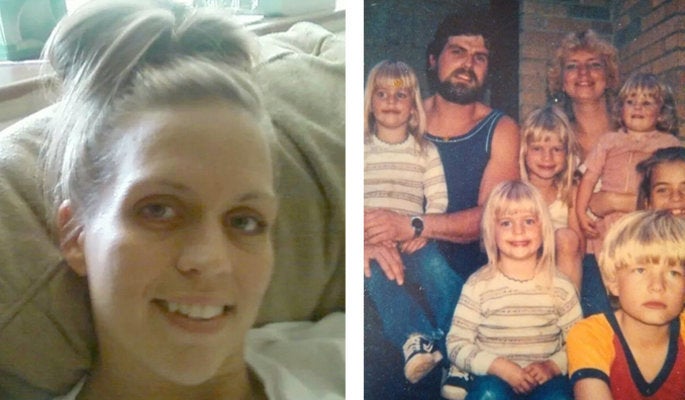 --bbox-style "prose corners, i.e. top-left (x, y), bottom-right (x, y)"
top-left (57, 200), bottom-right (87, 277)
